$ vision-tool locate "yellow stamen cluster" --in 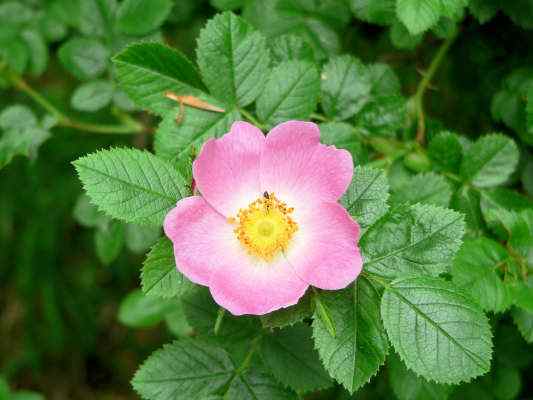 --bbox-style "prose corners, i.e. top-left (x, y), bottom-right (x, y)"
top-left (230, 192), bottom-right (298, 261)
